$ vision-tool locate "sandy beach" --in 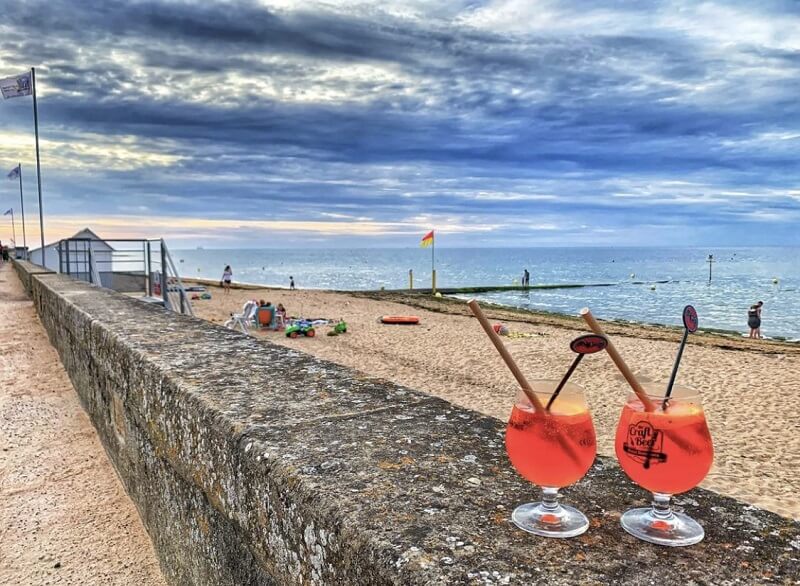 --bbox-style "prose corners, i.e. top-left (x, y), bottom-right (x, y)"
top-left (190, 281), bottom-right (800, 520)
